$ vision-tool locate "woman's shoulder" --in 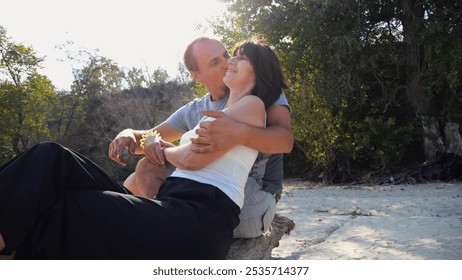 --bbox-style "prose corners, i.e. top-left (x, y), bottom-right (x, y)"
top-left (242, 94), bottom-right (265, 104)
top-left (227, 95), bottom-right (265, 127)
top-left (232, 95), bottom-right (265, 110)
